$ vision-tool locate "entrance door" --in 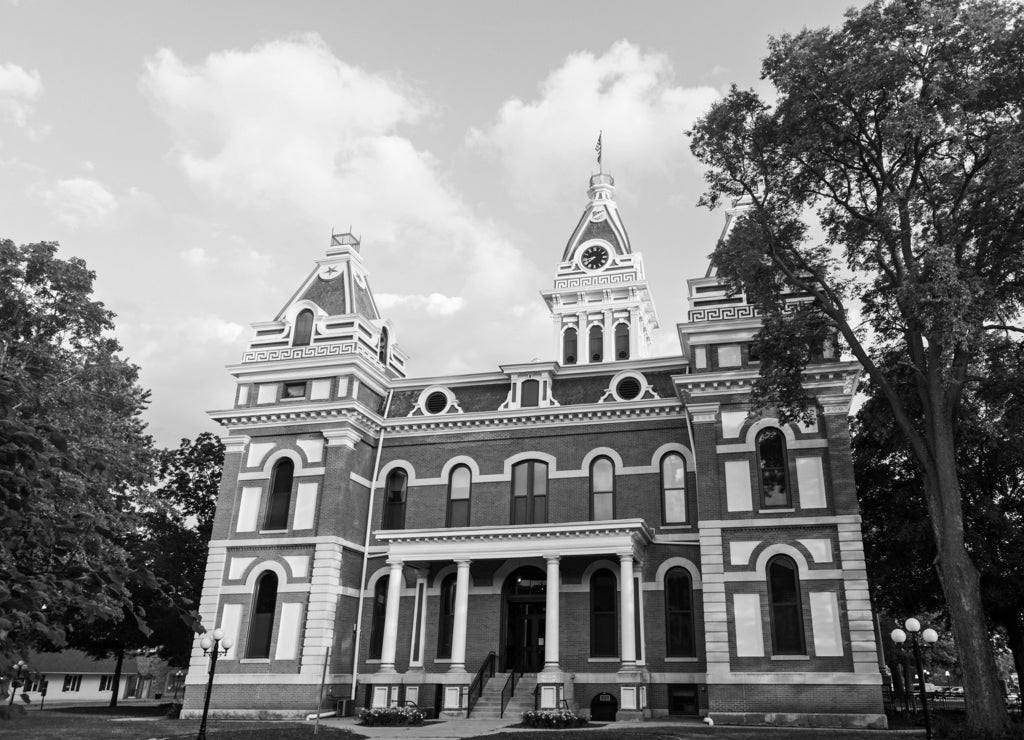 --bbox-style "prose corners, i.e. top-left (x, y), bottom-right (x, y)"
top-left (506, 601), bottom-right (545, 673)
